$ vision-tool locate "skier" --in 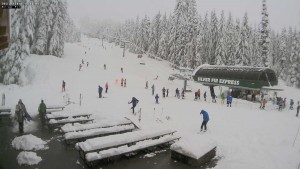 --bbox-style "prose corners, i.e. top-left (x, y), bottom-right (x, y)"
top-left (87, 62), bottom-right (89, 67)
top-left (38, 100), bottom-right (46, 120)
top-left (121, 67), bottom-right (123, 73)
top-left (151, 84), bottom-right (155, 96)
top-left (197, 89), bottom-right (201, 100)
top-left (162, 87), bottom-right (166, 98)
top-left (62, 80), bottom-right (66, 92)
top-left (154, 75), bottom-right (158, 80)
top-left (204, 91), bottom-right (207, 101)
top-left (166, 89), bottom-right (169, 97)
top-left (200, 110), bottom-right (209, 132)
top-left (124, 79), bottom-right (127, 87)
top-left (194, 91), bottom-right (198, 100)
top-left (82, 59), bottom-right (84, 64)
top-left (278, 98), bottom-right (283, 111)
top-left (261, 98), bottom-right (267, 109)
top-left (105, 82), bottom-right (108, 93)
top-left (128, 97), bottom-right (139, 114)
top-left (145, 81), bottom-right (148, 89)
top-left (221, 93), bottom-right (225, 104)
top-left (98, 85), bottom-right (103, 98)
top-left (227, 94), bottom-right (233, 107)
top-left (251, 93), bottom-right (256, 102)
top-left (79, 64), bottom-right (82, 71)
top-left (121, 78), bottom-right (124, 87)
top-left (211, 93), bottom-right (216, 103)
top-left (155, 94), bottom-right (159, 104)
top-left (175, 88), bottom-right (180, 99)
top-left (181, 89), bottom-right (185, 99)
top-left (296, 101), bottom-right (300, 117)
top-left (283, 98), bottom-right (287, 109)
top-left (104, 64), bottom-right (106, 70)
top-left (15, 99), bottom-right (30, 133)
top-left (290, 99), bottom-right (294, 110)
